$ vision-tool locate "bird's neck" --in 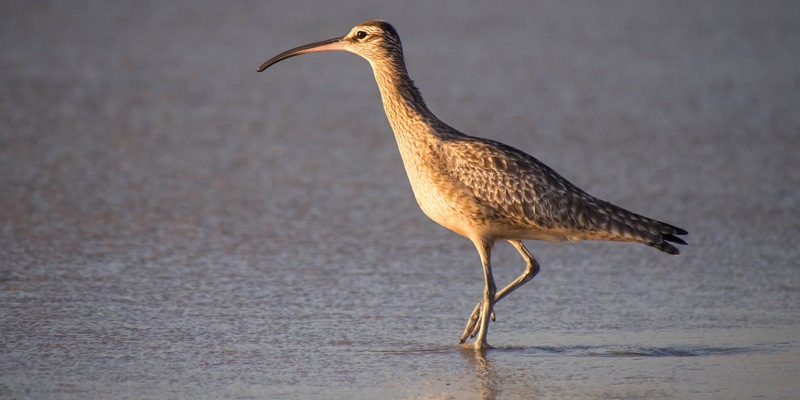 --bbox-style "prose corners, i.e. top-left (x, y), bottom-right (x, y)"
top-left (369, 59), bottom-right (459, 147)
